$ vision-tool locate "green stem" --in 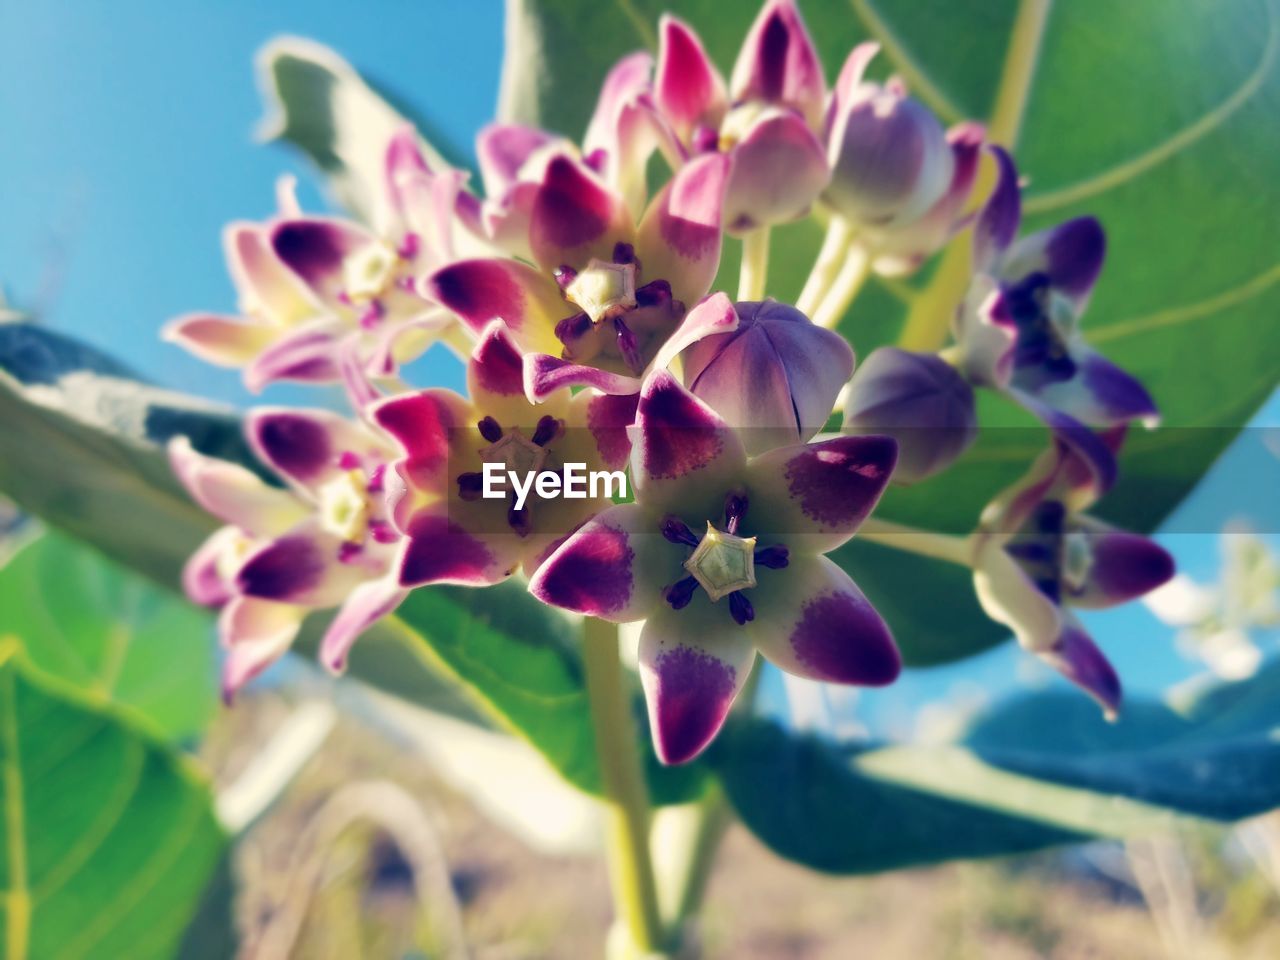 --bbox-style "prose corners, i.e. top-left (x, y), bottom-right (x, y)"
top-left (582, 617), bottom-right (667, 957)
top-left (858, 517), bottom-right (975, 567)
top-left (737, 227), bottom-right (772, 301)
top-left (812, 243), bottom-right (871, 330)
top-left (796, 217), bottom-right (855, 317)
top-left (668, 783), bottom-right (732, 927)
